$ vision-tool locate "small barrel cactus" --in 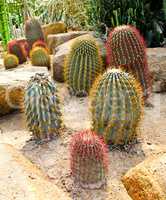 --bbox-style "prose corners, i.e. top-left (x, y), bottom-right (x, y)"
top-left (64, 35), bottom-right (104, 97)
top-left (30, 47), bottom-right (50, 69)
top-left (4, 54), bottom-right (19, 69)
top-left (90, 68), bottom-right (143, 145)
top-left (70, 130), bottom-right (108, 189)
top-left (106, 25), bottom-right (151, 100)
top-left (24, 73), bottom-right (62, 142)
top-left (32, 40), bottom-right (48, 50)
top-left (25, 18), bottom-right (45, 49)
top-left (7, 40), bottom-right (27, 64)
